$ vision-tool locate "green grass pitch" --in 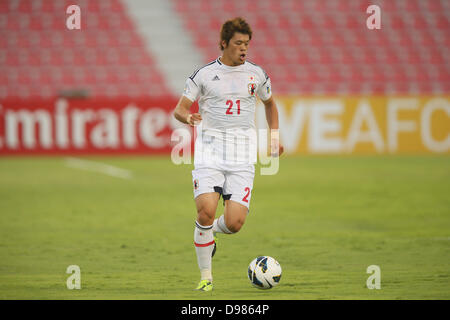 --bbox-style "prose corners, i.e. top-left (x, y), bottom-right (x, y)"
top-left (0, 155), bottom-right (449, 299)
